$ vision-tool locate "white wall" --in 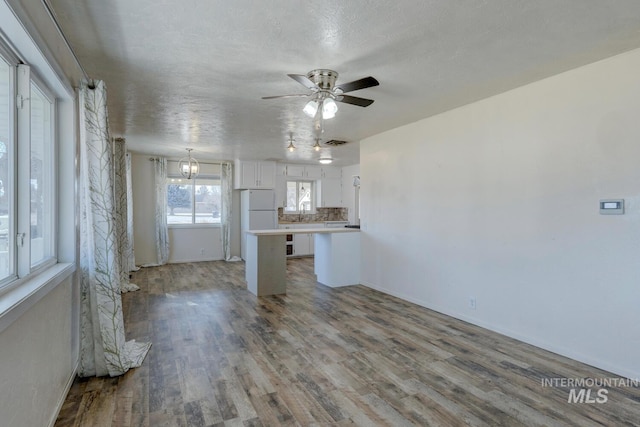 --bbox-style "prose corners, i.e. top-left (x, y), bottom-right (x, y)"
top-left (0, 3), bottom-right (79, 426)
top-left (342, 164), bottom-right (360, 224)
top-left (0, 276), bottom-right (75, 427)
top-left (131, 154), bottom-right (157, 265)
top-left (168, 227), bottom-right (224, 262)
top-left (131, 153), bottom-right (241, 265)
top-left (360, 48), bottom-right (640, 380)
